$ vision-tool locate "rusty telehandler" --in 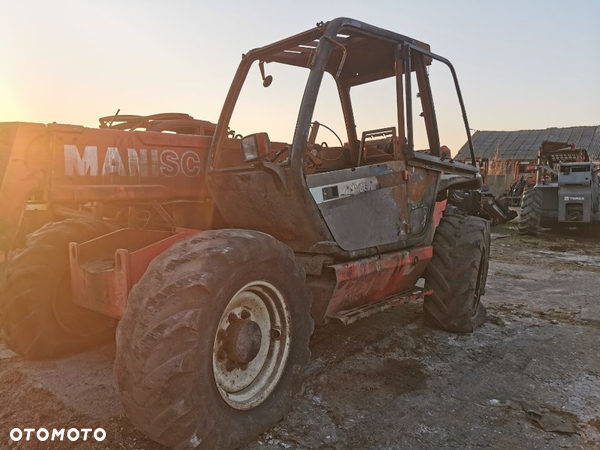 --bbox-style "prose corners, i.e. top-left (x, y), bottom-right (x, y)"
top-left (519, 140), bottom-right (600, 235)
top-left (0, 18), bottom-right (489, 449)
